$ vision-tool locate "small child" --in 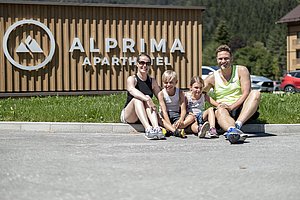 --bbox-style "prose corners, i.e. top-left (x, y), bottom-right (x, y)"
top-left (185, 76), bottom-right (218, 138)
top-left (158, 70), bottom-right (192, 138)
